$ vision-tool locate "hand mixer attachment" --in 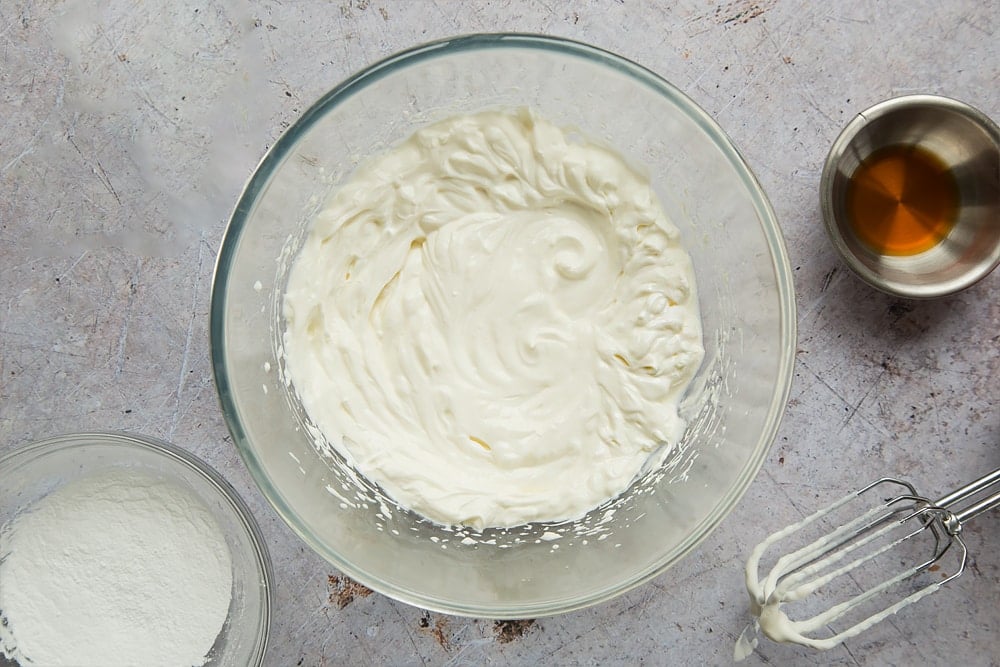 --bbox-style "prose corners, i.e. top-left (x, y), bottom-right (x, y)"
top-left (736, 467), bottom-right (1000, 658)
